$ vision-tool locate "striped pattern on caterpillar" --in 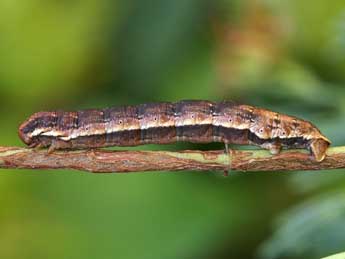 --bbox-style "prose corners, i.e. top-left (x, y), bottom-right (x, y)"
top-left (18, 100), bottom-right (331, 162)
